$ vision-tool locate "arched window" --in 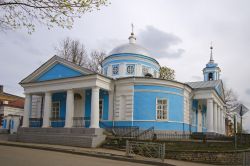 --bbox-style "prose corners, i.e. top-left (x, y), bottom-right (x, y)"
top-left (208, 73), bottom-right (213, 81)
